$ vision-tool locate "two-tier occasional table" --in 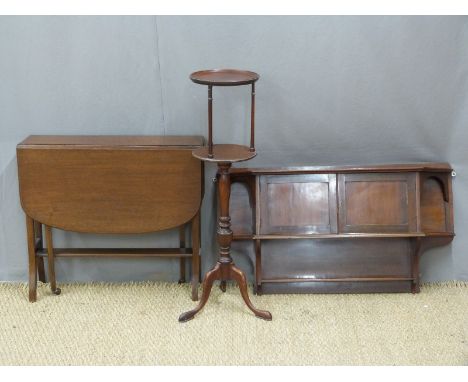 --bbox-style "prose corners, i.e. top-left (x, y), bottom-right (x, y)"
top-left (179, 69), bottom-right (272, 322)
